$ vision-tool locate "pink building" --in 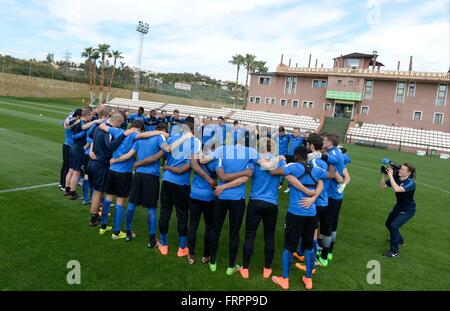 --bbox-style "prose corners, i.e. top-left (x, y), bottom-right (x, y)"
top-left (247, 52), bottom-right (450, 132)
